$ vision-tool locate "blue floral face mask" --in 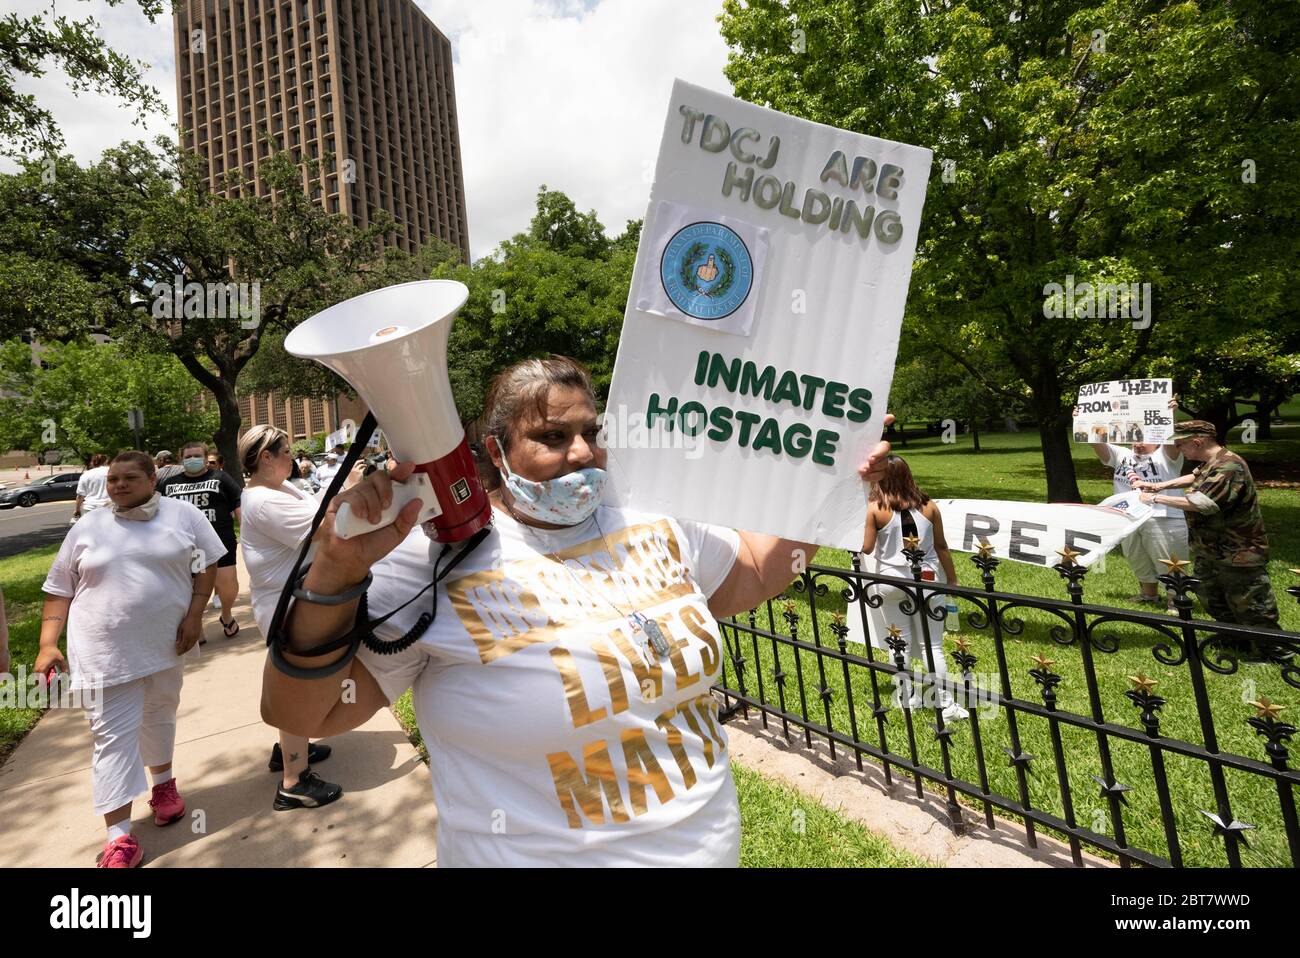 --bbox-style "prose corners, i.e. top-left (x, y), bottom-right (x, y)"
top-left (499, 448), bottom-right (606, 526)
